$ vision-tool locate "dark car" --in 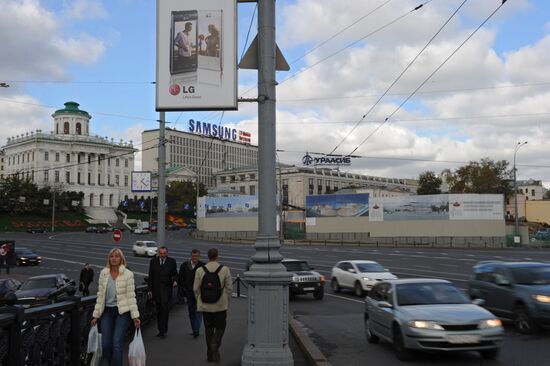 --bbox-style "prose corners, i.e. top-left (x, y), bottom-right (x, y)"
top-left (15, 248), bottom-right (42, 266)
top-left (27, 227), bottom-right (47, 234)
top-left (283, 259), bottom-right (325, 300)
top-left (85, 226), bottom-right (108, 233)
top-left (15, 274), bottom-right (75, 307)
top-left (535, 228), bottom-right (550, 240)
top-left (85, 226), bottom-right (98, 233)
top-left (468, 260), bottom-right (550, 334)
top-left (0, 278), bottom-right (22, 306)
